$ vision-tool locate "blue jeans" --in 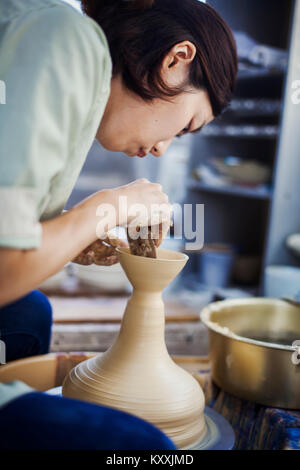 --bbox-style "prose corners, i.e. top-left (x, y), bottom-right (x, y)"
top-left (0, 291), bottom-right (176, 450)
top-left (0, 290), bottom-right (52, 362)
